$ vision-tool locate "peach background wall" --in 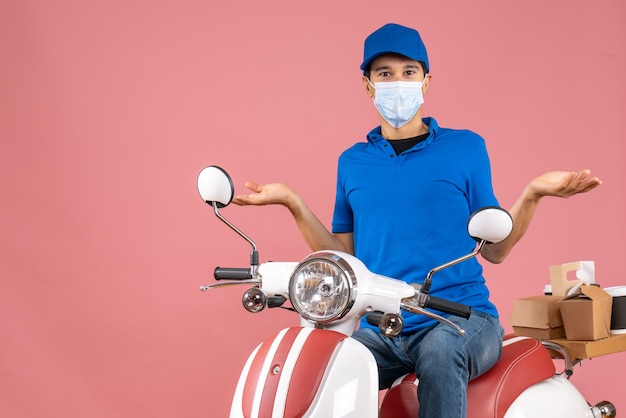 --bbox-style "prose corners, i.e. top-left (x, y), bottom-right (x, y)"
top-left (1, 0), bottom-right (625, 417)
